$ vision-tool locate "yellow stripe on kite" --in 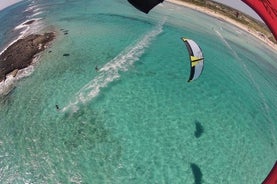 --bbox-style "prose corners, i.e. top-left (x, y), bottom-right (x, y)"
top-left (191, 61), bottom-right (199, 67)
top-left (190, 56), bottom-right (199, 61)
top-left (190, 56), bottom-right (203, 67)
